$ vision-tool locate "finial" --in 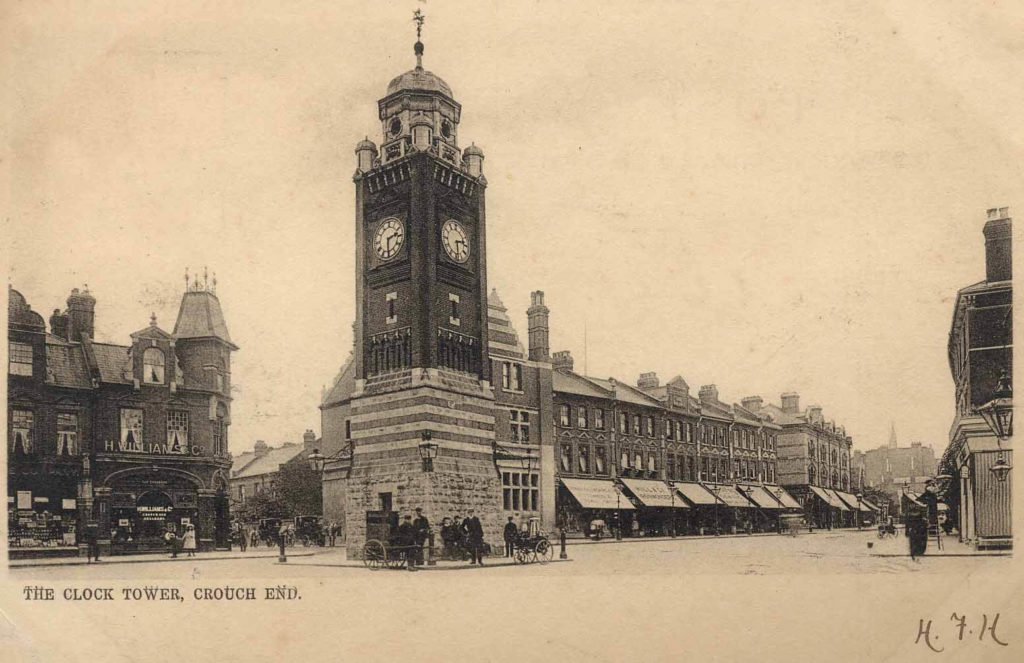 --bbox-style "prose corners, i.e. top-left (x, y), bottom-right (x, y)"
top-left (412, 9), bottom-right (425, 69)
top-left (212, 272), bottom-right (217, 293)
top-left (185, 268), bottom-right (190, 291)
top-left (203, 266), bottom-right (209, 291)
top-left (150, 312), bottom-right (157, 327)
